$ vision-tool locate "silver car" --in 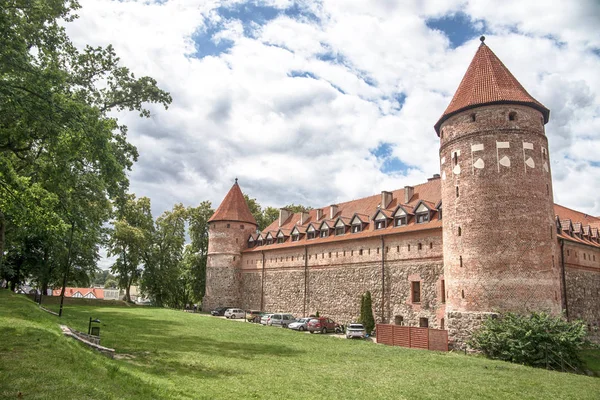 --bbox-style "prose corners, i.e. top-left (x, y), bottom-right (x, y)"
top-left (346, 323), bottom-right (366, 339)
top-left (288, 317), bottom-right (312, 331)
top-left (260, 314), bottom-right (274, 325)
top-left (269, 313), bottom-right (296, 328)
